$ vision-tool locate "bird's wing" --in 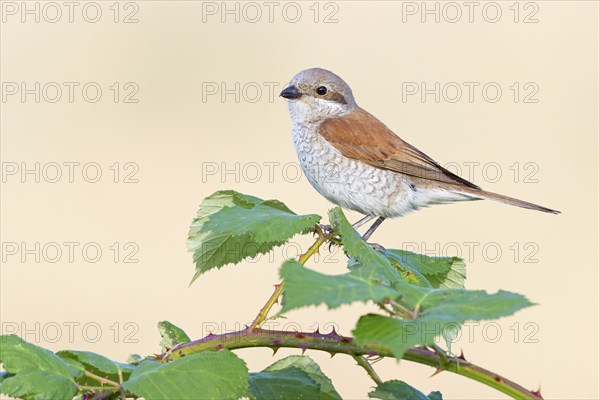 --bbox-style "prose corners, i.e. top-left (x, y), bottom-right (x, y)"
top-left (318, 108), bottom-right (481, 190)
